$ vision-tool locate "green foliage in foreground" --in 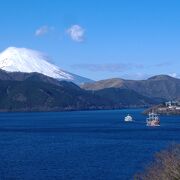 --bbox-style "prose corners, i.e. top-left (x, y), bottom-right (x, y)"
top-left (135, 144), bottom-right (180, 180)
